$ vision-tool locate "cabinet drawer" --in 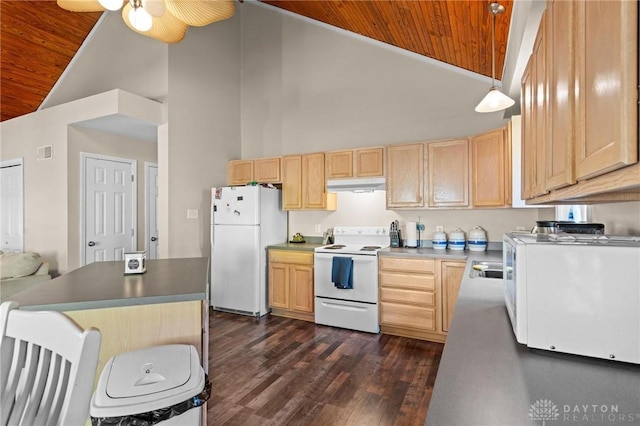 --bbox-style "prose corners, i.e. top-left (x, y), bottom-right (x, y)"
top-left (269, 250), bottom-right (313, 265)
top-left (379, 257), bottom-right (435, 274)
top-left (380, 287), bottom-right (435, 307)
top-left (380, 302), bottom-right (436, 331)
top-left (379, 271), bottom-right (435, 291)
